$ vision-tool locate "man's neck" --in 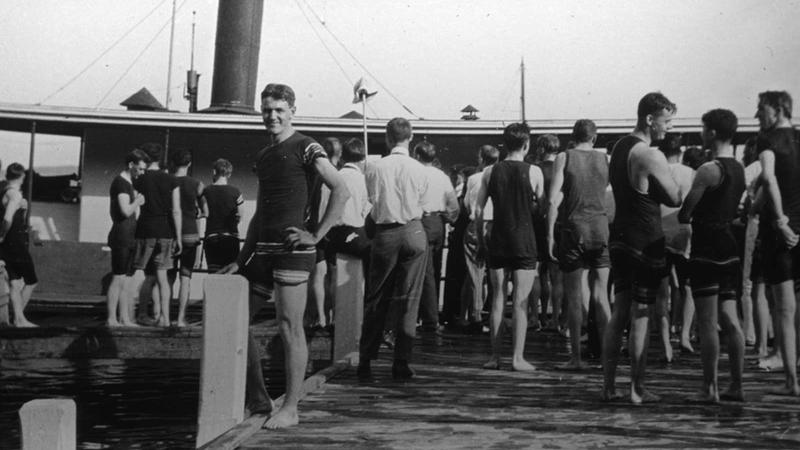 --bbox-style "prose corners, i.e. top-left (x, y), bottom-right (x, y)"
top-left (574, 142), bottom-right (594, 151)
top-left (631, 127), bottom-right (651, 146)
top-left (269, 126), bottom-right (295, 144)
top-left (773, 116), bottom-right (793, 130)
top-left (147, 163), bottom-right (160, 172)
top-left (544, 154), bottom-right (557, 162)
top-left (8, 180), bottom-right (21, 190)
top-left (506, 150), bottom-right (525, 161)
top-left (120, 170), bottom-right (132, 182)
top-left (712, 141), bottom-right (734, 158)
top-left (213, 177), bottom-right (228, 186)
top-left (174, 167), bottom-right (189, 177)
